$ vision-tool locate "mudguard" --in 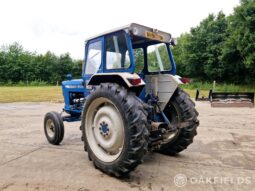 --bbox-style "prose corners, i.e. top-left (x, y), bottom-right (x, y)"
top-left (88, 72), bottom-right (145, 87)
top-left (145, 74), bottom-right (182, 110)
top-left (88, 73), bottom-right (146, 96)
